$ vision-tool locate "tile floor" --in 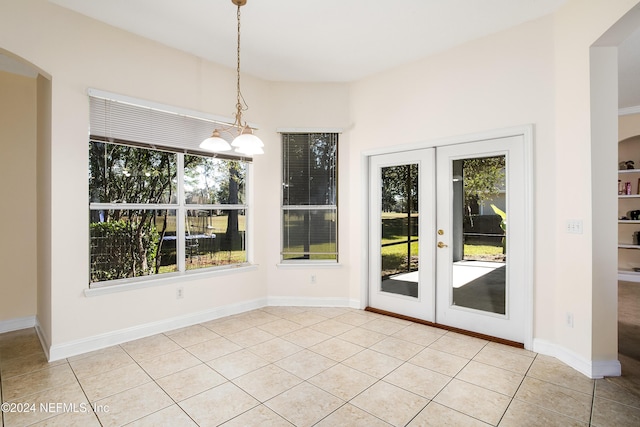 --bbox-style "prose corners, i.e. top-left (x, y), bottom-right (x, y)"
top-left (1, 307), bottom-right (640, 426)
